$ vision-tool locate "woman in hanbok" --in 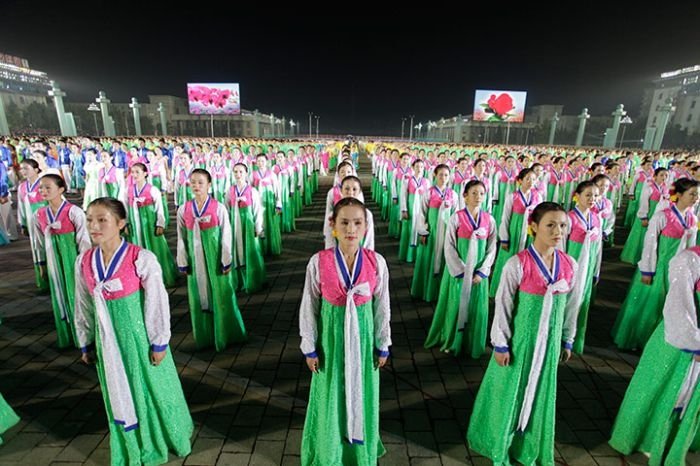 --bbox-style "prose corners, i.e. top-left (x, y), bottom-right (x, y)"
top-left (17, 159), bottom-right (48, 290)
top-left (226, 163), bottom-right (266, 294)
top-left (467, 202), bottom-right (581, 465)
top-left (252, 153), bottom-right (282, 256)
top-left (564, 181), bottom-right (603, 355)
top-left (620, 167), bottom-right (670, 265)
top-left (623, 157), bottom-right (654, 228)
top-left (591, 174), bottom-right (615, 247)
top-left (126, 163), bottom-right (177, 288)
top-left (492, 156), bottom-right (518, 227)
top-left (274, 151), bottom-right (295, 233)
top-left (609, 246), bottom-right (700, 464)
top-left (489, 168), bottom-right (542, 297)
top-left (399, 159), bottom-right (429, 263)
top-left (299, 197), bottom-right (391, 466)
top-left (173, 152), bottom-right (194, 209)
top-left (75, 197), bottom-right (193, 466)
top-left (411, 164), bottom-right (458, 302)
top-left (324, 176), bottom-right (375, 250)
top-left (82, 149), bottom-right (102, 210)
top-left (468, 158), bottom-right (492, 212)
top-left (69, 143), bottom-right (85, 195)
top-left (98, 151), bottom-right (126, 203)
top-left (176, 169), bottom-right (247, 351)
top-left (323, 162), bottom-right (358, 246)
top-left (209, 152), bottom-right (229, 203)
top-left (424, 180), bottom-right (497, 357)
top-left (612, 177), bottom-right (699, 350)
top-left (34, 174), bottom-right (91, 348)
